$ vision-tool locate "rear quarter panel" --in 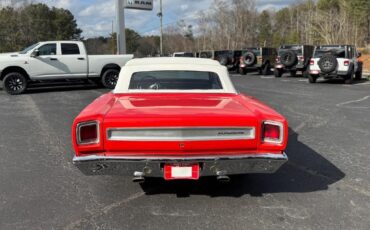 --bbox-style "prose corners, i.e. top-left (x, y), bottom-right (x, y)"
top-left (236, 94), bottom-right (288, 152)
top-left (72, 92), bottom-right (116, 155)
